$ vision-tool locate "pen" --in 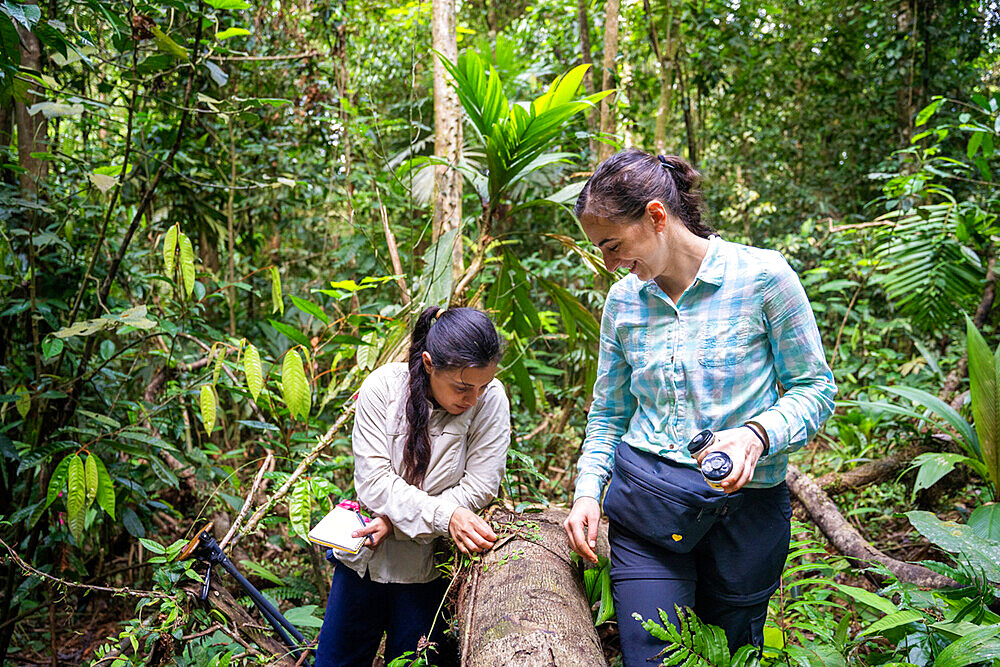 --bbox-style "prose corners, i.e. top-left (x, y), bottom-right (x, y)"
top-left (354, 509), bottom-right (374, 546)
